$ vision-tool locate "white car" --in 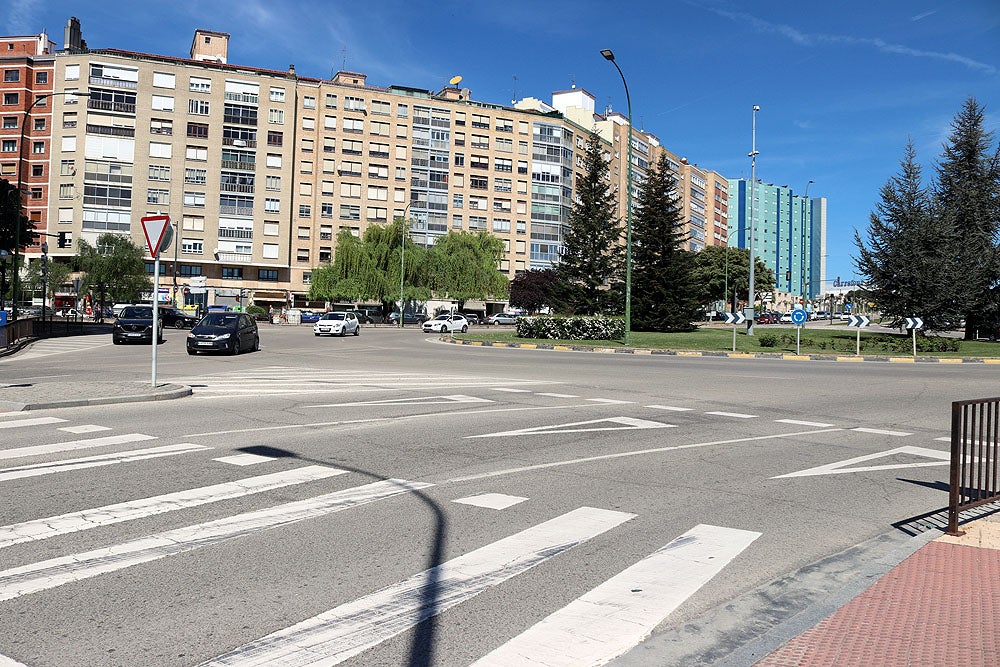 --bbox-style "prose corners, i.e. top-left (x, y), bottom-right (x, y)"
top-left (779, 312), bottom-right (794, 323)
top-left (313, 311), bottom-right (360, 336)
top-left (422, 313), bottom-right (469, 333)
